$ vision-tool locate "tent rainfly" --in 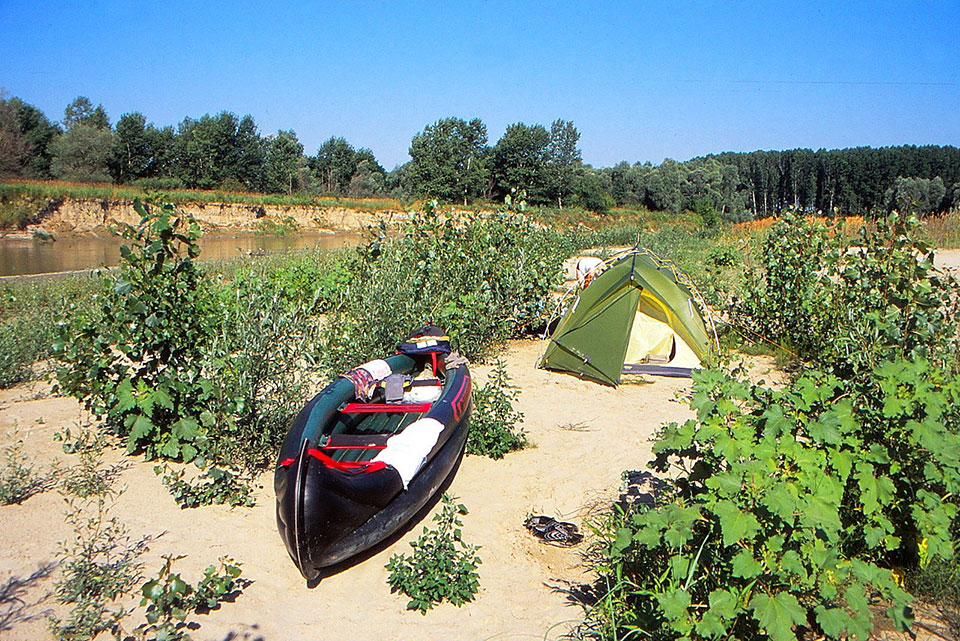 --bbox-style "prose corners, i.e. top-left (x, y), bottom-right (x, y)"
top-left (539, 248), bottom-right (717, 386)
